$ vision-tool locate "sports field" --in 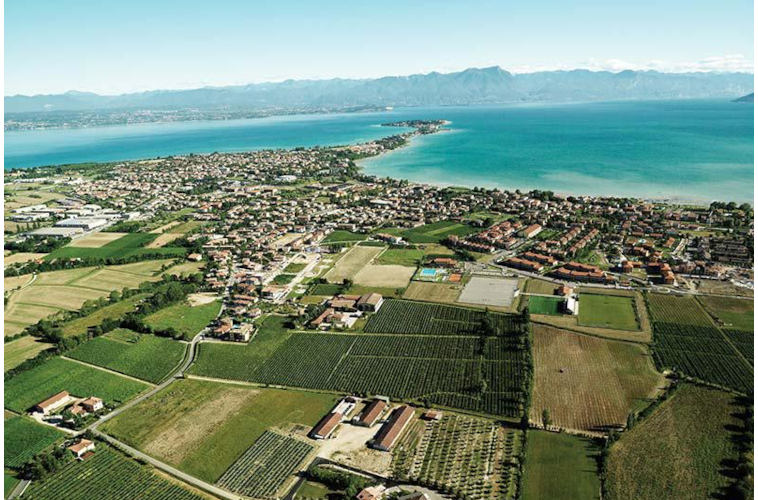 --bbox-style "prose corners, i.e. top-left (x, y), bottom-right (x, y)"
top-left (4, 337), bottom-right (54, 372)
top-left (458, 276), bottom-right (518, 307)
top-left (697, 295), bottom-right (753, 331)
top-left (522, 431), bottom-right (601, 500)
top-left (101, 380), bottom-right (337, 482)
top-left (606, 384), bottom-right (742, 500)
top-left (4, 357), bottom-right (148, 413)
top-left (4, 261), bottom-right (167, 337)
top-left (578, 294), bottom-right (639, 331)
top-left (353, 264), bottom-right (415, 288)
top-left (375, 248), bottom-right (425, 266)
top-left (528, 295), bottom-right (563, 315)
top-left (144, 300), bottom-right (222, 339)
top-left (323, 245), bottom-right (384, 283)
top-left (531, 325), bottom-right (664, 432)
